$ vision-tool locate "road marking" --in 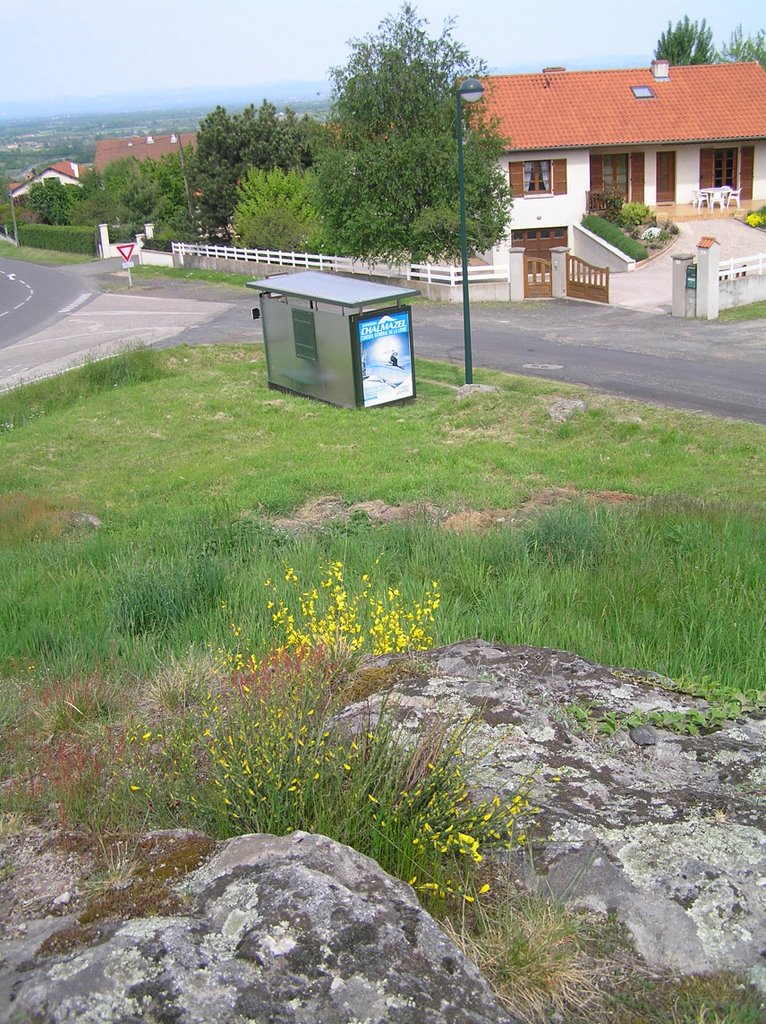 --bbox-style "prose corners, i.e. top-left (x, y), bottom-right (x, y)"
top-left (58, 293), bottom-right (93, 314)
top-left (523, 362), bottom-right (564, 370)
top-left (73, 310), bottom-right (211, 317)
